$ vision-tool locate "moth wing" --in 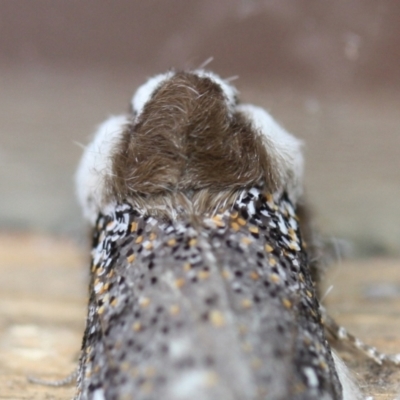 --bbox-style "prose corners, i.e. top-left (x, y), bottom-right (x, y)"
top-left (76, 191), bottom-right (342, 400)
